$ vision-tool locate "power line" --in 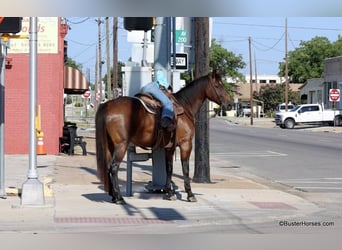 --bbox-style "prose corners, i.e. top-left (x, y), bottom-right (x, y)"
top-left (214, 20), bottom-right (342, 32)
top-left (65, 17), bottom-right (90, 25)
top-left (252, 33), bottom-right (285, 53)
